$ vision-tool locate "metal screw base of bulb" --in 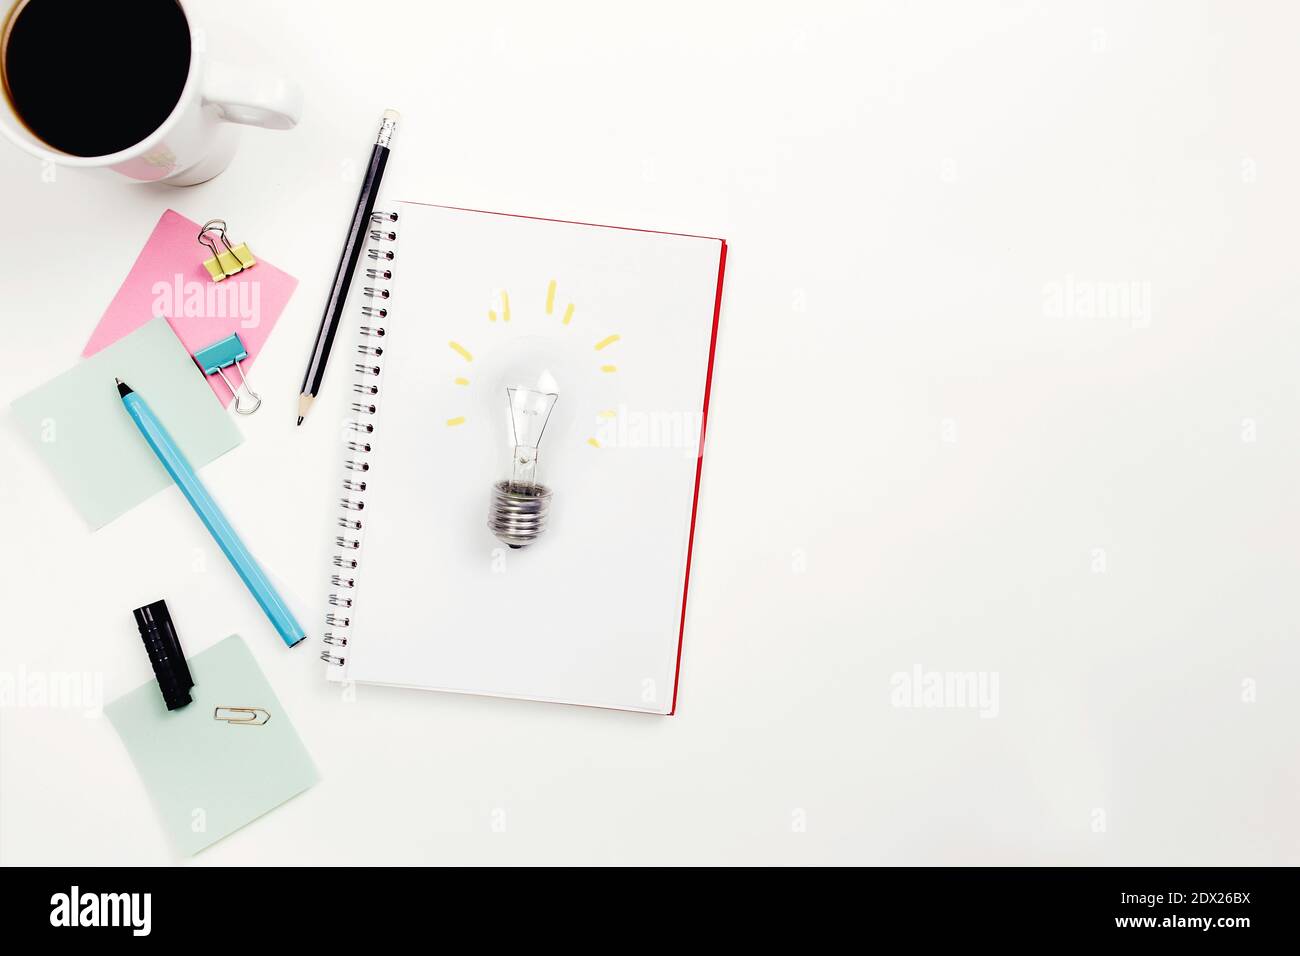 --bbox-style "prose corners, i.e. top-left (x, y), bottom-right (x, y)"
top-left (488, 479), bottom-right (553, 548)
